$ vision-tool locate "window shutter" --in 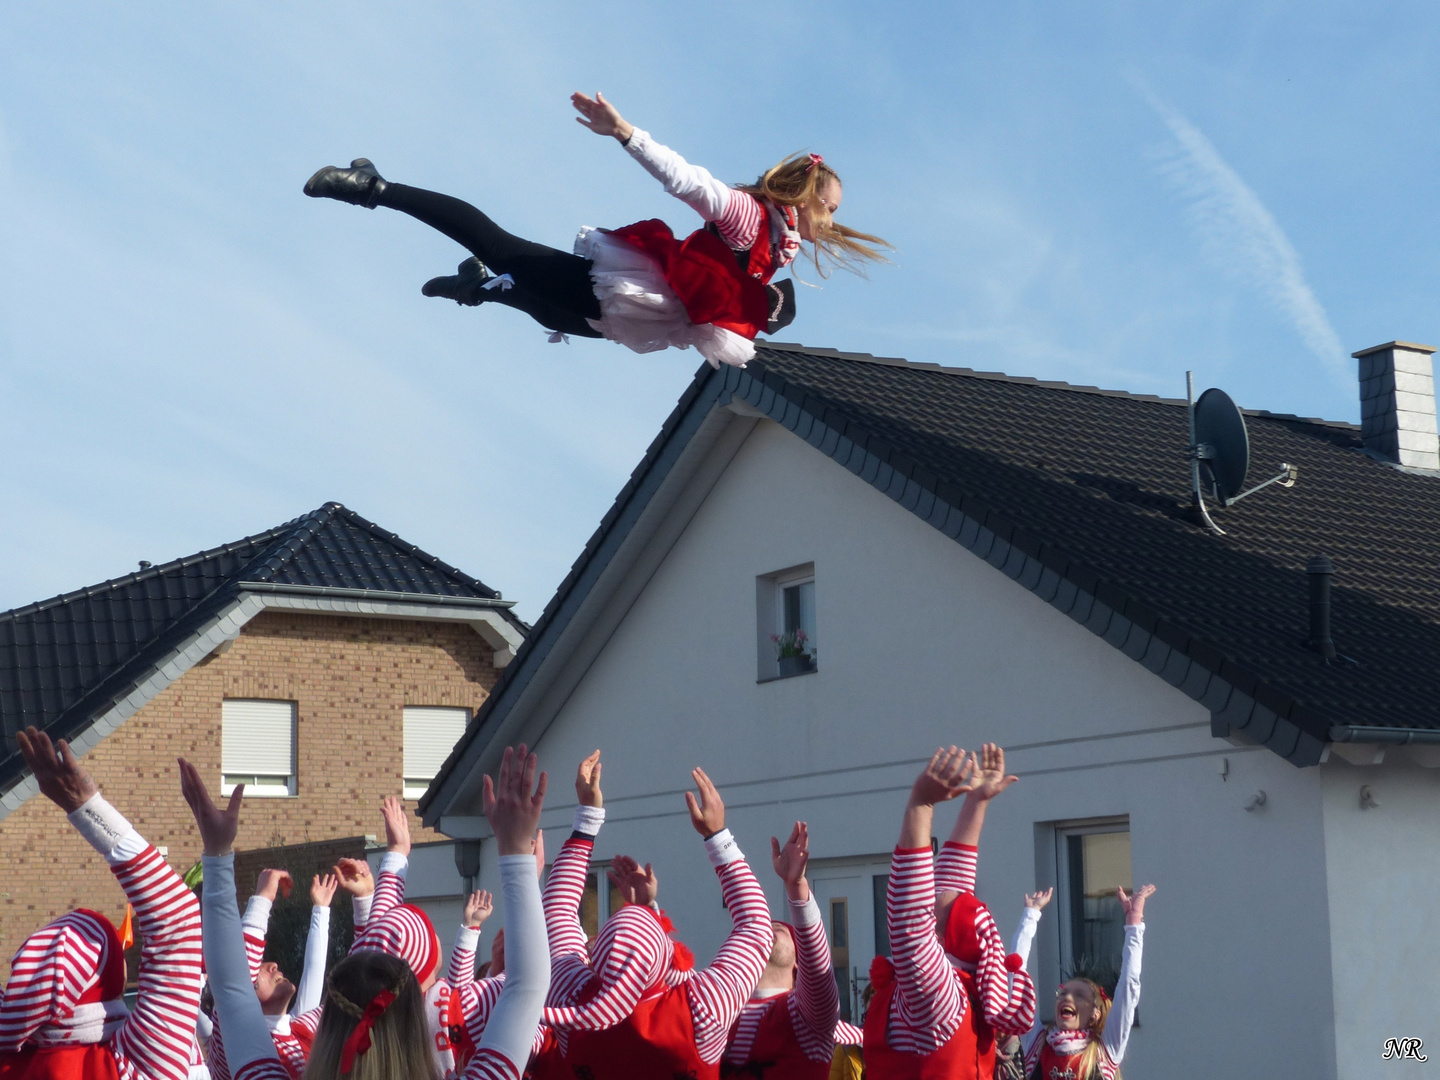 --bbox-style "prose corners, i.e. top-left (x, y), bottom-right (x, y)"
top-left (403, 706), bottom-right (470, 782)
top-left (221, 700), bottom-right (296, 775)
